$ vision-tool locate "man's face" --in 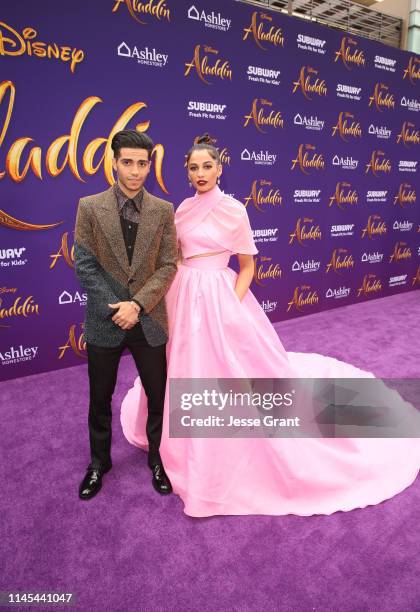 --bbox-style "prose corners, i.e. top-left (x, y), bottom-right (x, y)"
top-left (112, 147), bottom-right (151, 196)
